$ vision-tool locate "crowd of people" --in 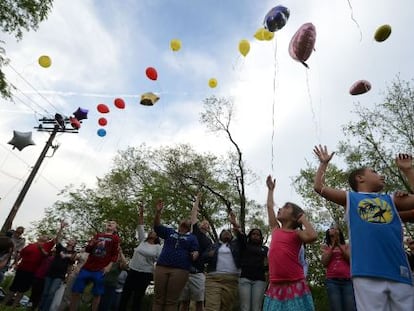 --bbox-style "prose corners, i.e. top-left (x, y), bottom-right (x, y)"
top-left (0, 145), bottom-right (413, 310)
